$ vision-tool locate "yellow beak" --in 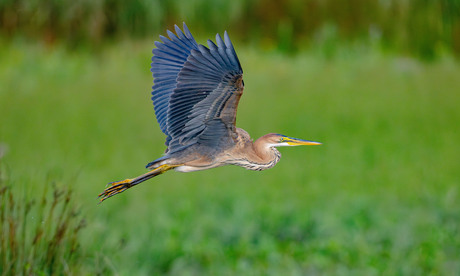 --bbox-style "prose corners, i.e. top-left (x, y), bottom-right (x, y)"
top-left (285, 137), bottom-right (322, 146)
